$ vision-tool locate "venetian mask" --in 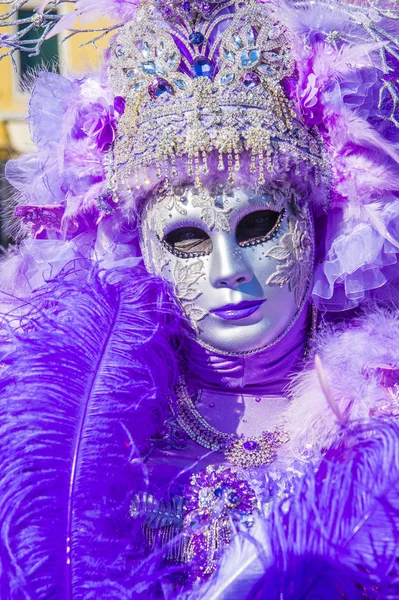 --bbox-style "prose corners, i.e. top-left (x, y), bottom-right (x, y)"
top-left (139, 183), bottom-right (314, 355)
